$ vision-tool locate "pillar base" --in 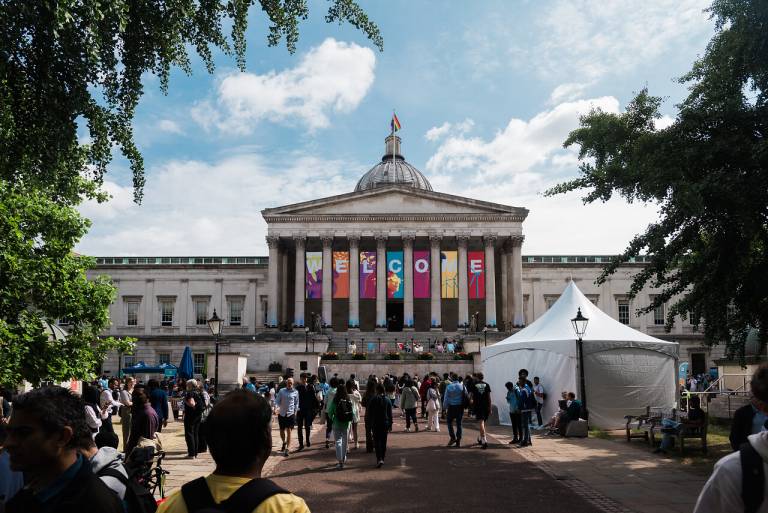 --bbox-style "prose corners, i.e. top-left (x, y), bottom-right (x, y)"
top-left (403, 327), bottom-right (415, 332)
top-left (348, 327), bottom-right (361, 333)
top-left (375, 327), bottom-right (387, 333)
top-left (430, 327), bottom-right (443, 333)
